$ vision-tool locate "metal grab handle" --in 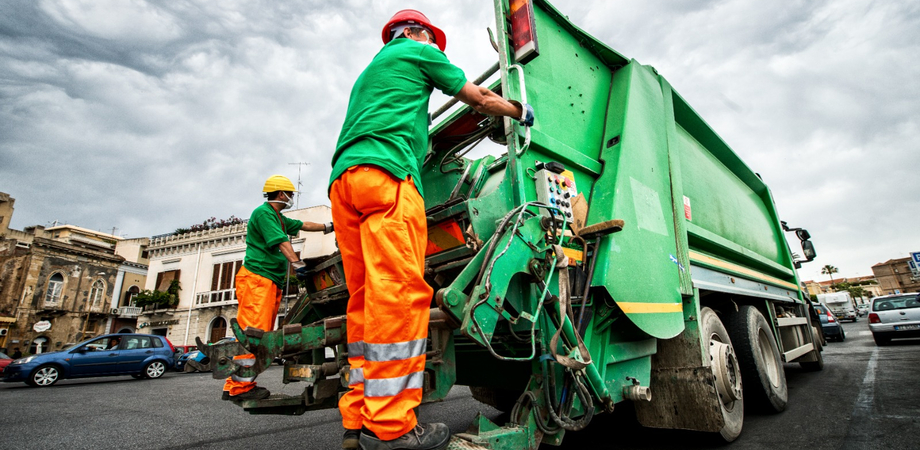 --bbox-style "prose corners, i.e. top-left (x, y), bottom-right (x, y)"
top-left (508, 64), bottom-right (532, 156)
